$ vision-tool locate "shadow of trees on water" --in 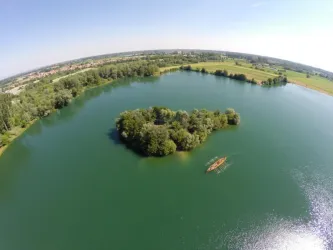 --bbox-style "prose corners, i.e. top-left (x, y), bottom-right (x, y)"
top-left (107, 128), bottom-right (147, 157)
top-left (107, 128), bottom-right (122, 145)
